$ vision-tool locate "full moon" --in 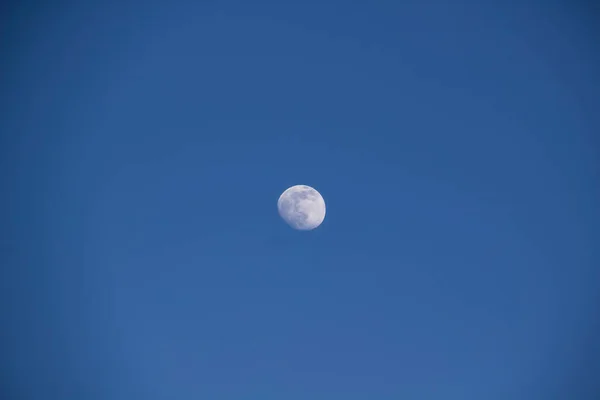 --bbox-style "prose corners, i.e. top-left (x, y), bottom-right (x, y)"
top-left (277, 185), bottom-right (326, 230)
